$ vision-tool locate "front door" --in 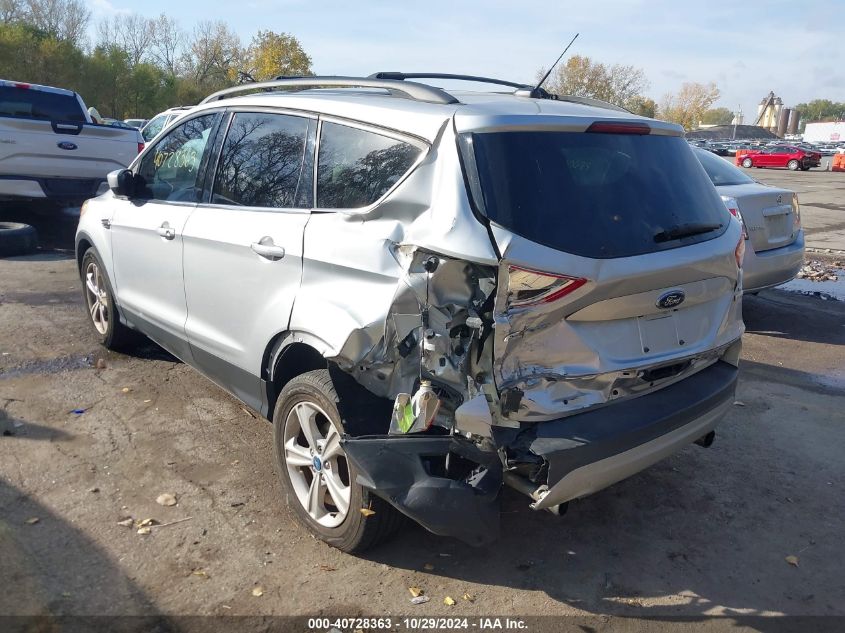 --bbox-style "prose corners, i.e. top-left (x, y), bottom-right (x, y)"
top-left (182, 110), bottom-right (315, 410)
top-left (110, 112), bottom-right (220, 360)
